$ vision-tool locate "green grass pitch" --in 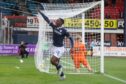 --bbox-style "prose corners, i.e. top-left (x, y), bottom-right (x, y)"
top-left (0, 56), bottom-right (126, 84)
